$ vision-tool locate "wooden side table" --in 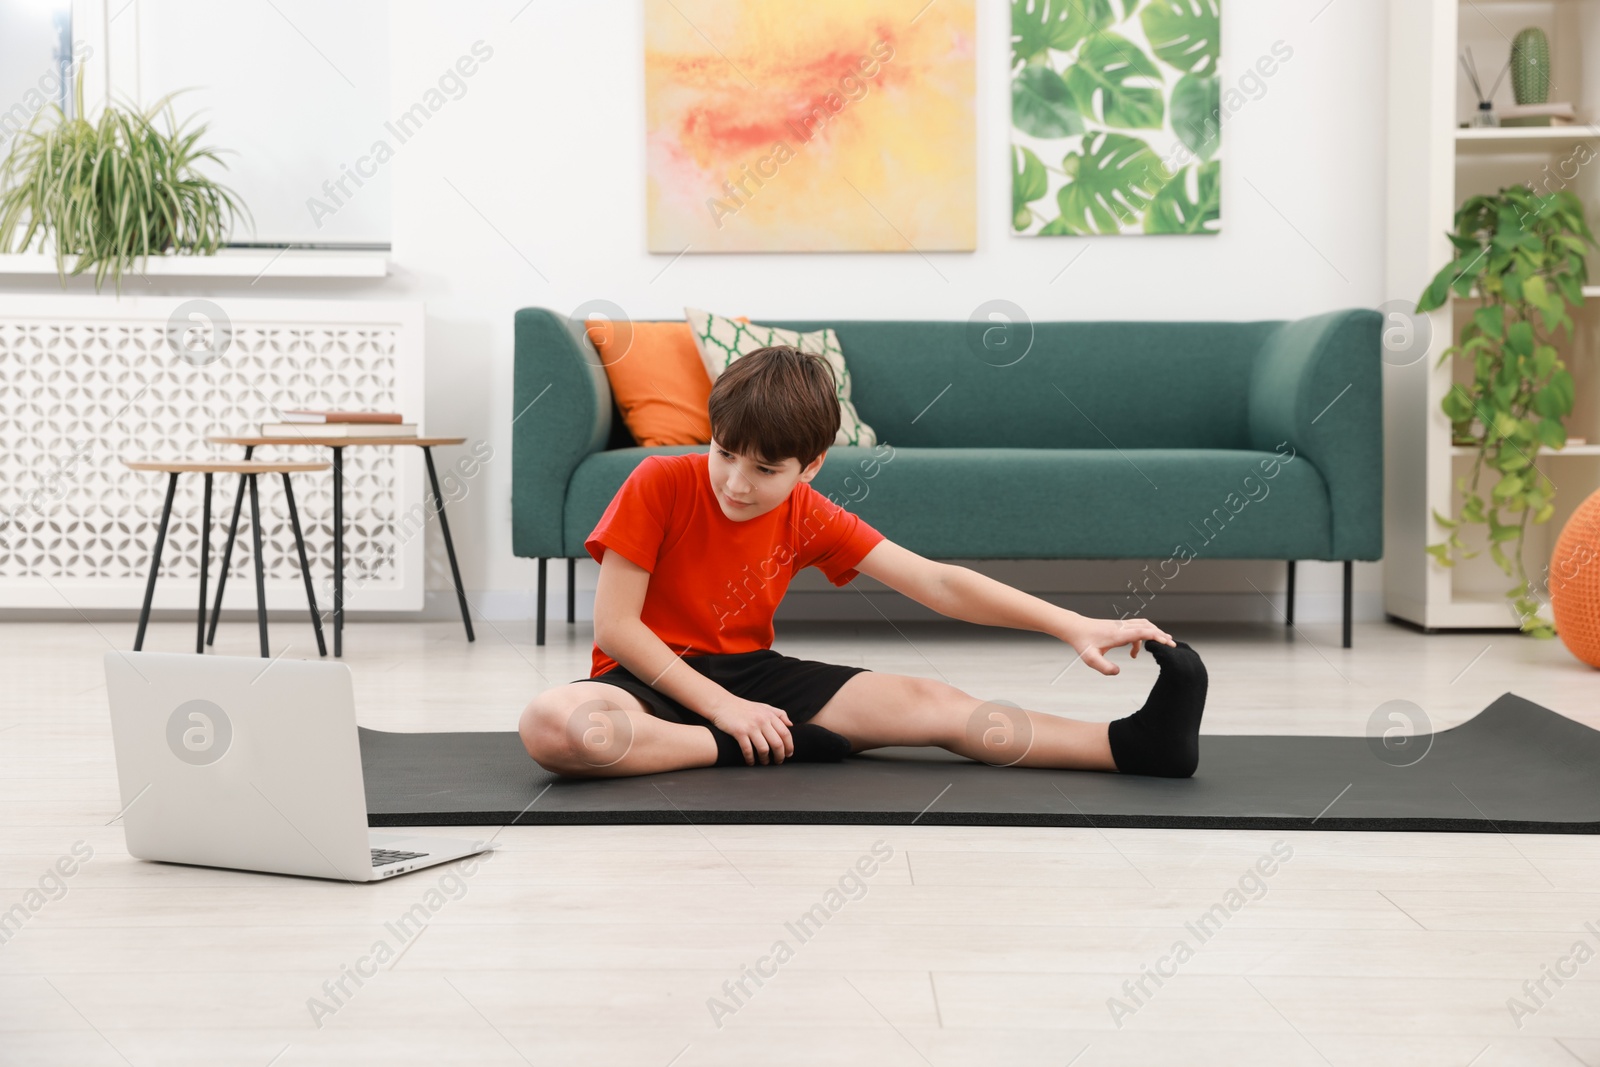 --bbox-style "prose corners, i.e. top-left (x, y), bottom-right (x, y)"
top-left (207, 436), bottom-right (473, 657)
top-left (124, 460), bottom-right (331, 658)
